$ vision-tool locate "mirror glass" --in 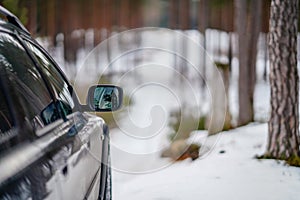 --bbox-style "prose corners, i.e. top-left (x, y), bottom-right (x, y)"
top-left (92, 86), bottom-right (122, 111)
